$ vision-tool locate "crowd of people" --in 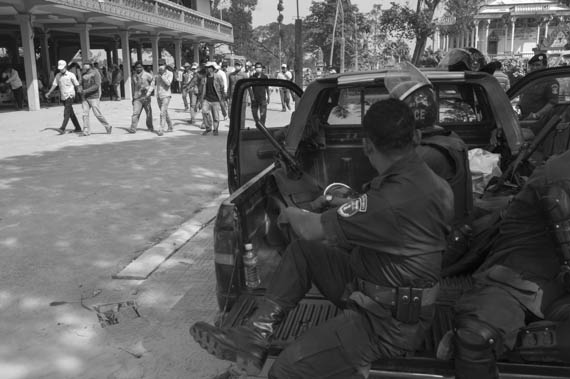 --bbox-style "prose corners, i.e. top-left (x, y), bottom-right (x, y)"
top-left (37, 57), bottom-right (295, 137)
